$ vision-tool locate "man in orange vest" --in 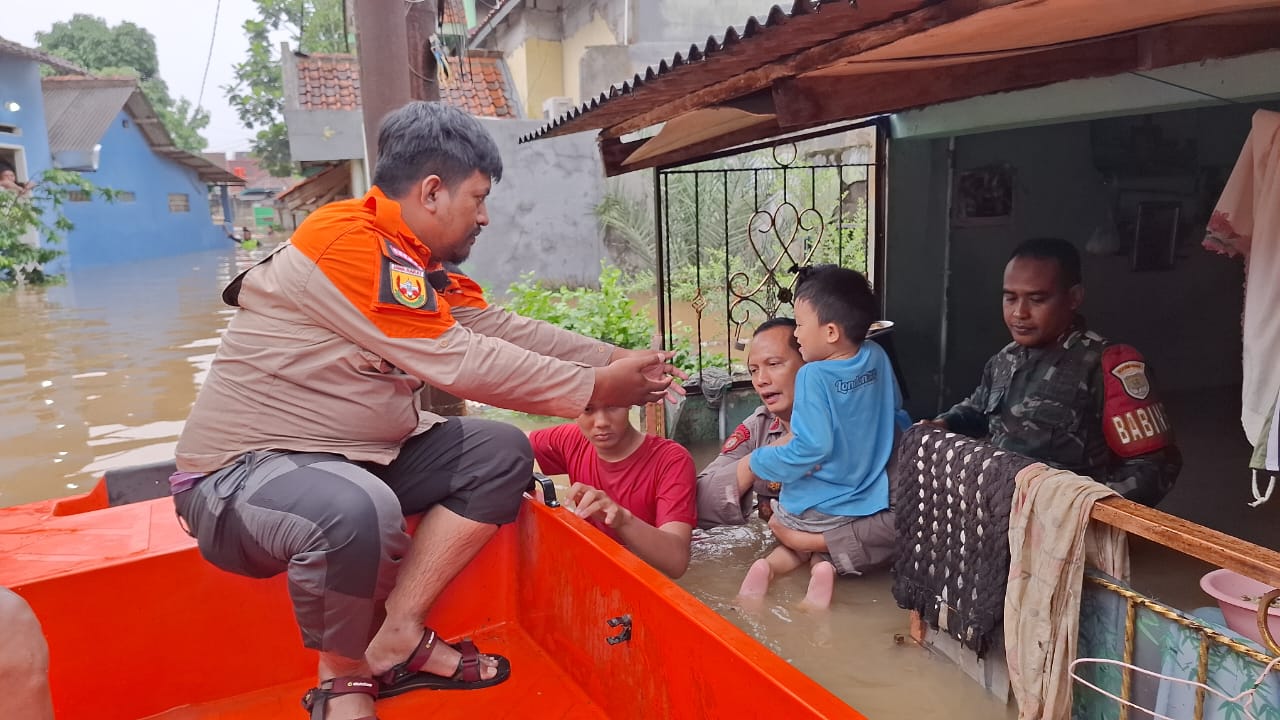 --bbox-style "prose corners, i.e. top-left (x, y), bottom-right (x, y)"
top-left (172, 101), bottom-right (681, 720)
